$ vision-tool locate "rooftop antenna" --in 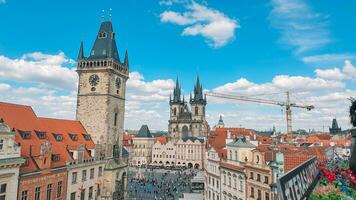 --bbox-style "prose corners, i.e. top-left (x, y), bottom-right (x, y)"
top-left (109, 8), bottom-right (113, 21)
top-left (101, 9), bottom-right (105, 21)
